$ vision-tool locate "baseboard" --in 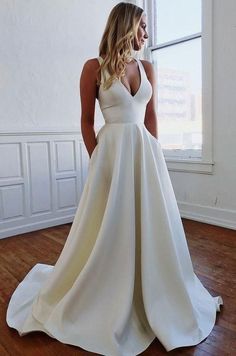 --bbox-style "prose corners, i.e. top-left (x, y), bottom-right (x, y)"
top-left (178, 201), bottom-right (236, 231)
top-left (0, 215), bottom-right (74, 239)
